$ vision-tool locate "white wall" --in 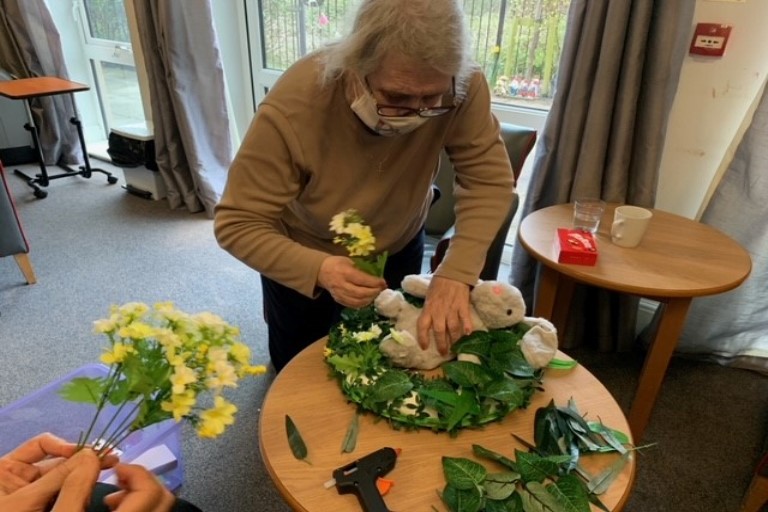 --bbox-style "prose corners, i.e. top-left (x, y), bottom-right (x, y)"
top-left (656, 0), bottom-right (768, 219)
